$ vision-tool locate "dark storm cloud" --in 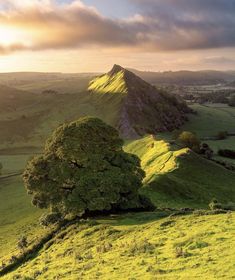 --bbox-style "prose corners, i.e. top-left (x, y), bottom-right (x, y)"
top-left (0, 0), bottom-right (235, 55)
